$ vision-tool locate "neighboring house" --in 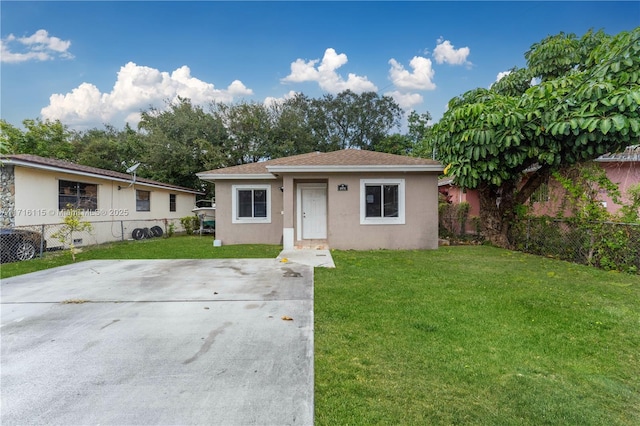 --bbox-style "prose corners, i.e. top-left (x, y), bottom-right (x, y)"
top-left (440, 146), bottom-right (640, 227)
top-left (1, 154), bottom-right (202, 244)
top-left (438, 177), bottom-right (481, 233)
top-left (197, 149), bottom-right (444, 250)
top-left (527, 146), bottom-right (640, 217)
